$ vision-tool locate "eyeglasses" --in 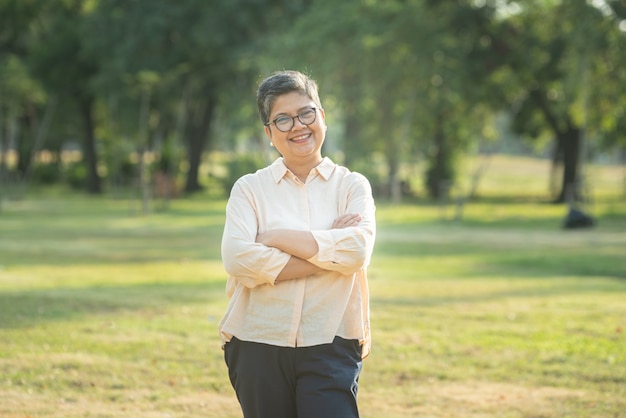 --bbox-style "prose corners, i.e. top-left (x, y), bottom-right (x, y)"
top-left (265, 107), bottom-right (319, 132)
